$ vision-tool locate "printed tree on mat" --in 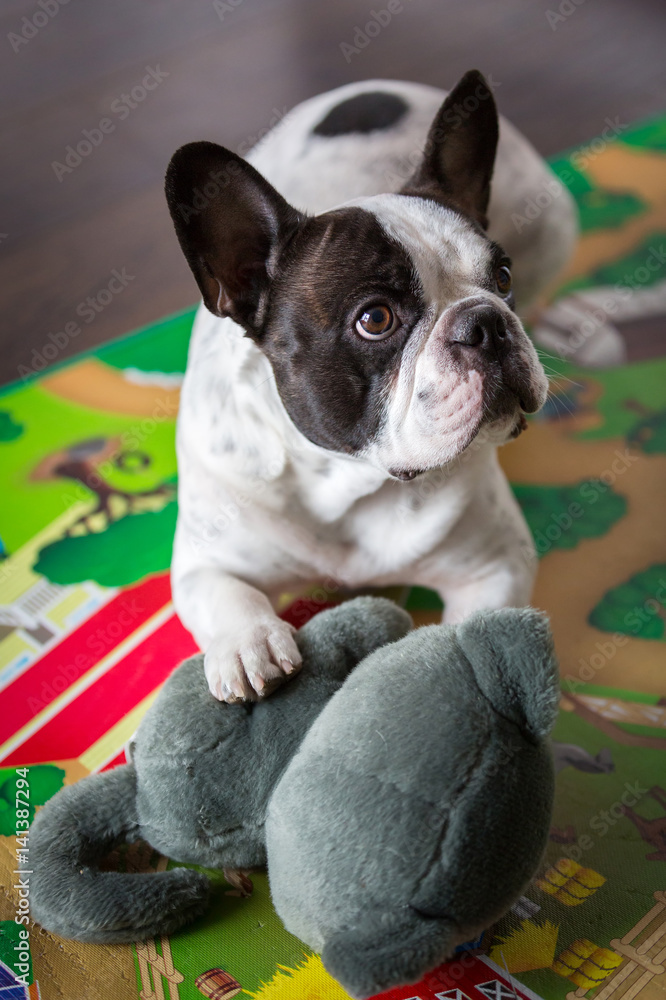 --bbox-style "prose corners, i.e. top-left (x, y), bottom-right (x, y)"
top-left (32, 438), bottom-right (176, 537)
top-left (621, 115), bottom-right (666, 152)
top-left (589, 564), bottom-right (666, 640)
top-left (625, 401), bottom-right (666, 456)
top-left (34, 501), bottom-right (177, 588)
top-left (549, 157), bottom-right (646, 234)
top-left (0, 410), bottom-right (24, 442)
top-left (512, 481), bottom-right (626, 556)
